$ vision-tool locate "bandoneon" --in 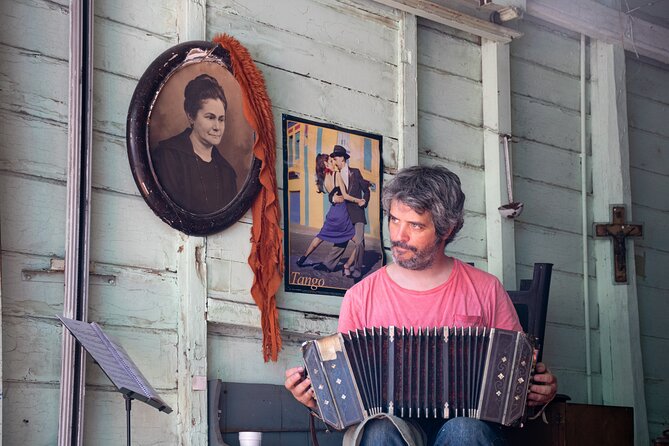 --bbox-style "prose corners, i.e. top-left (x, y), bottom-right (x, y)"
top-left (302, 326), bottom-right (536, 431)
